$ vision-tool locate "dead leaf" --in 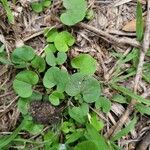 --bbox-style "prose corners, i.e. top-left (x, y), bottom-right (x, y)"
top-left (122, 17), bottom-right (145, 32)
